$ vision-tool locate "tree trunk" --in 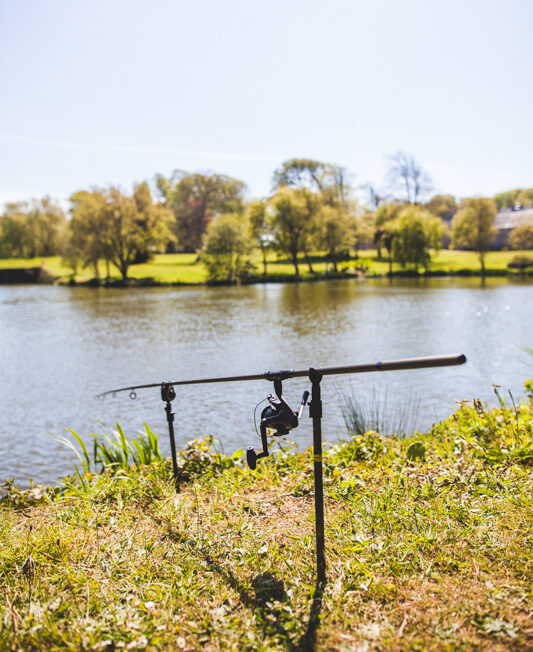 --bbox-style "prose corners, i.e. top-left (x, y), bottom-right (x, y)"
top-left (262, 250), bottom-right (267, 277)
top-left (304, 250), bottom-right (314, 274)
top-left (291, 250), bottom-right (299, 278)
